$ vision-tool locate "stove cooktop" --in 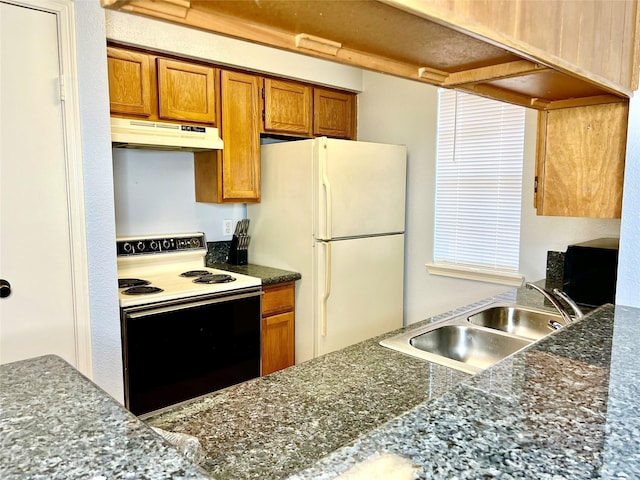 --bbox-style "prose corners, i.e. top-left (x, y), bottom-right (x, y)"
top-left (116, 233), bottom-right (261, 308)
top-left (117, 261), bottom-right (261, 308)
